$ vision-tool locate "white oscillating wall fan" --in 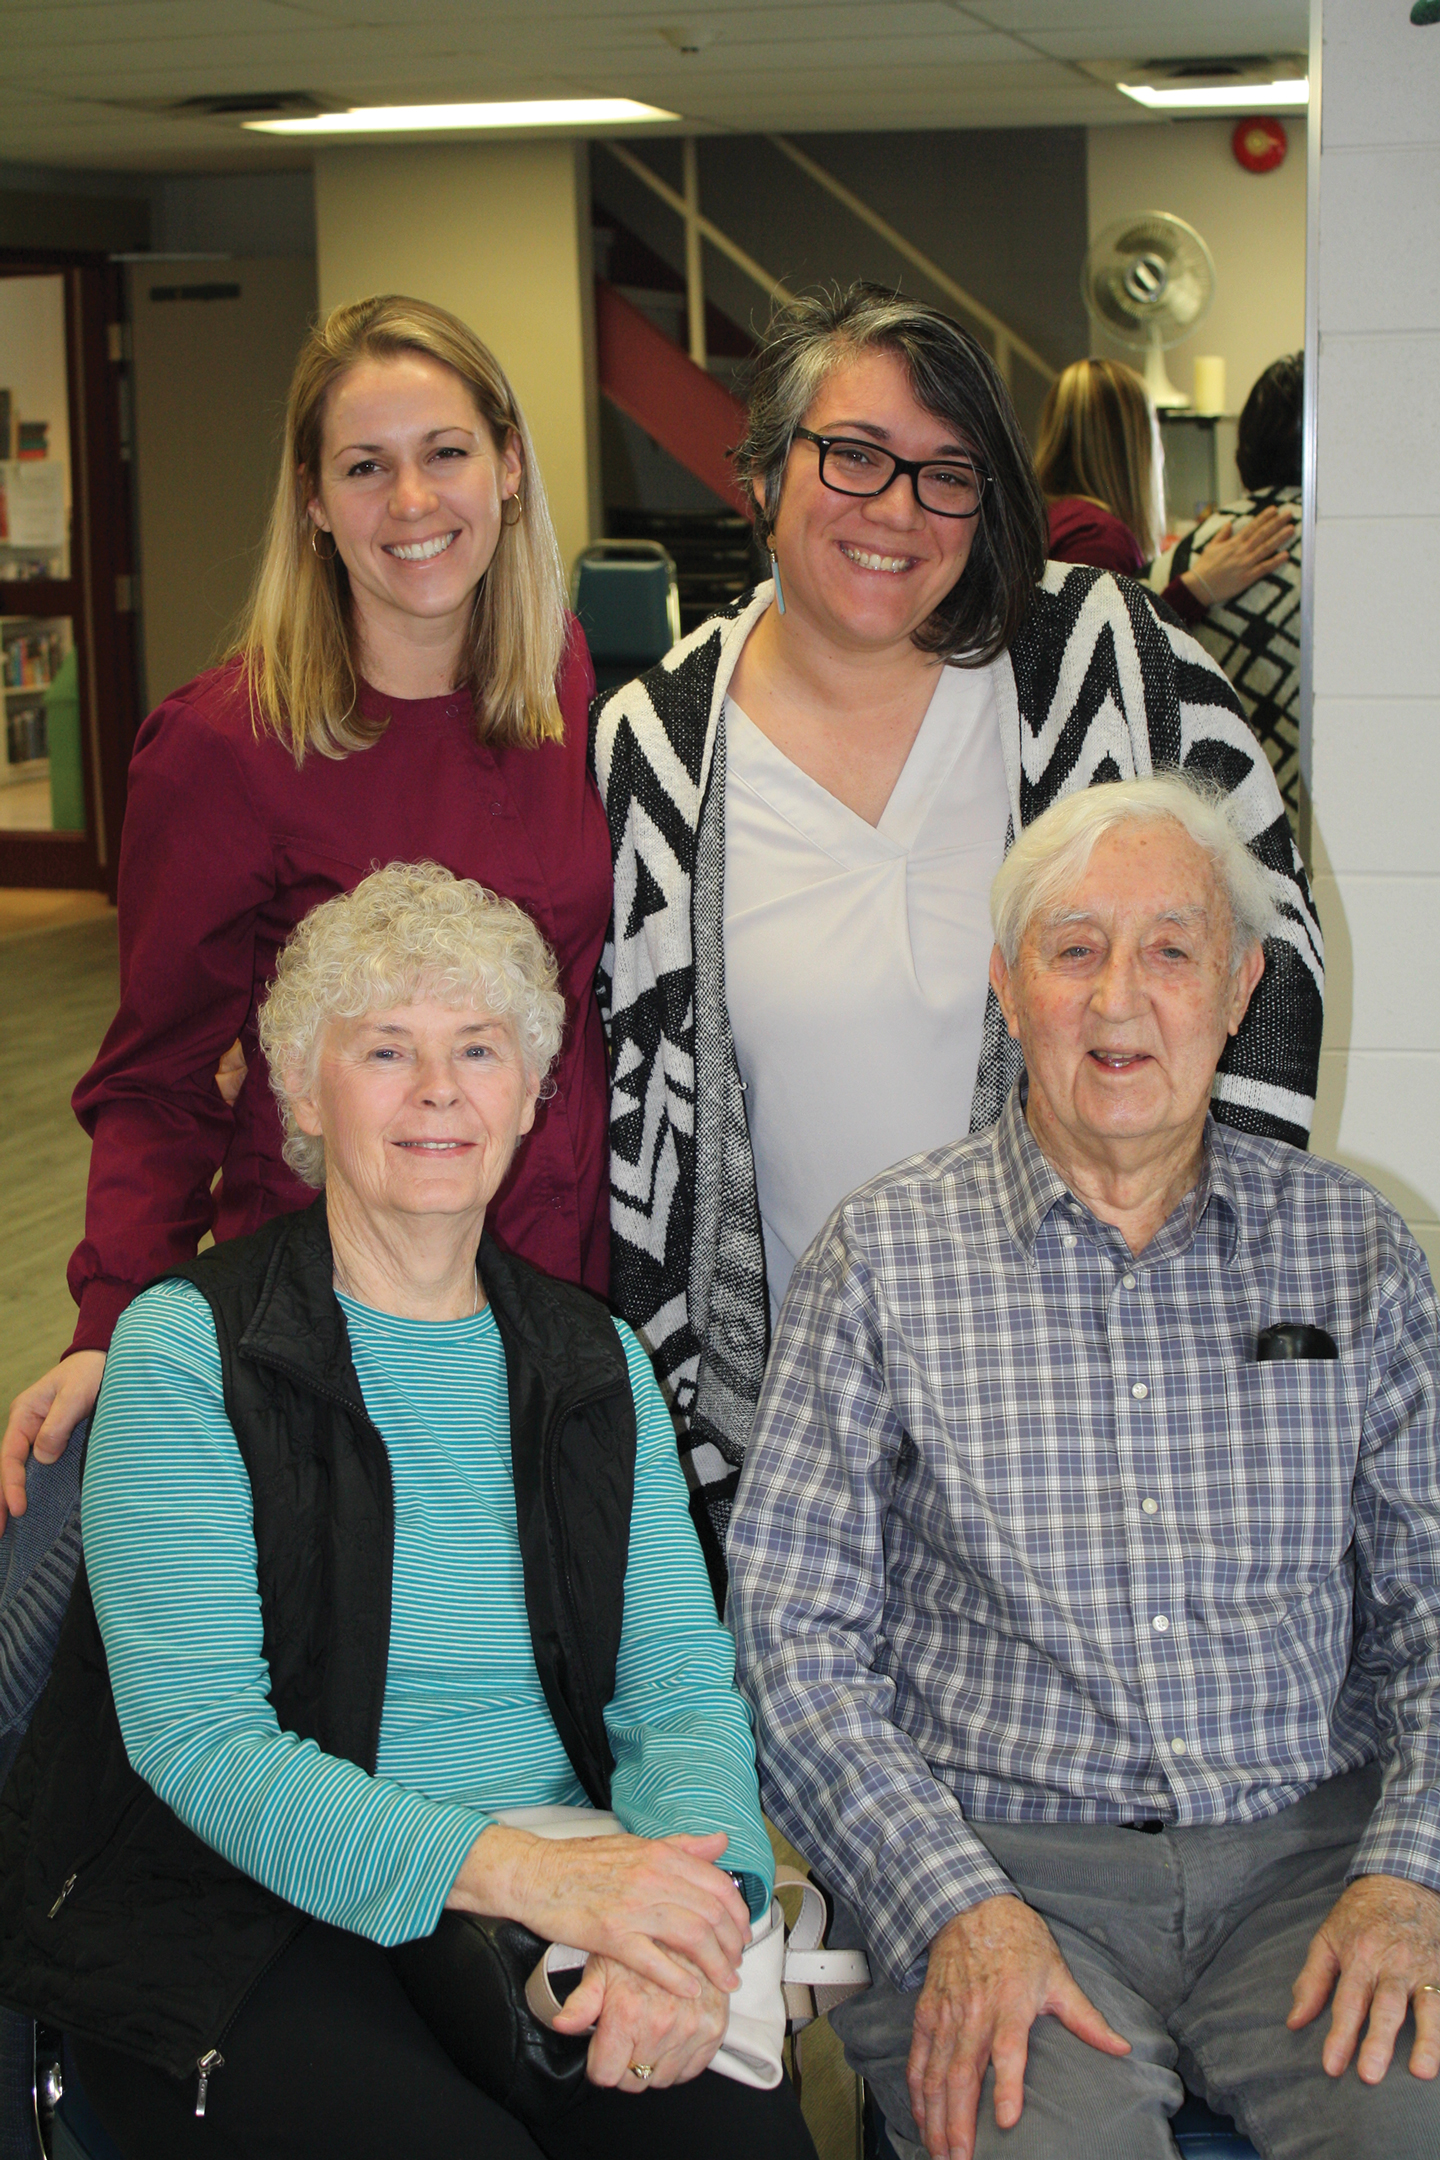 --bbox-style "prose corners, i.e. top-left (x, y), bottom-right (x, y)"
top-left (1081, 212), bottom-right (1216, 408)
